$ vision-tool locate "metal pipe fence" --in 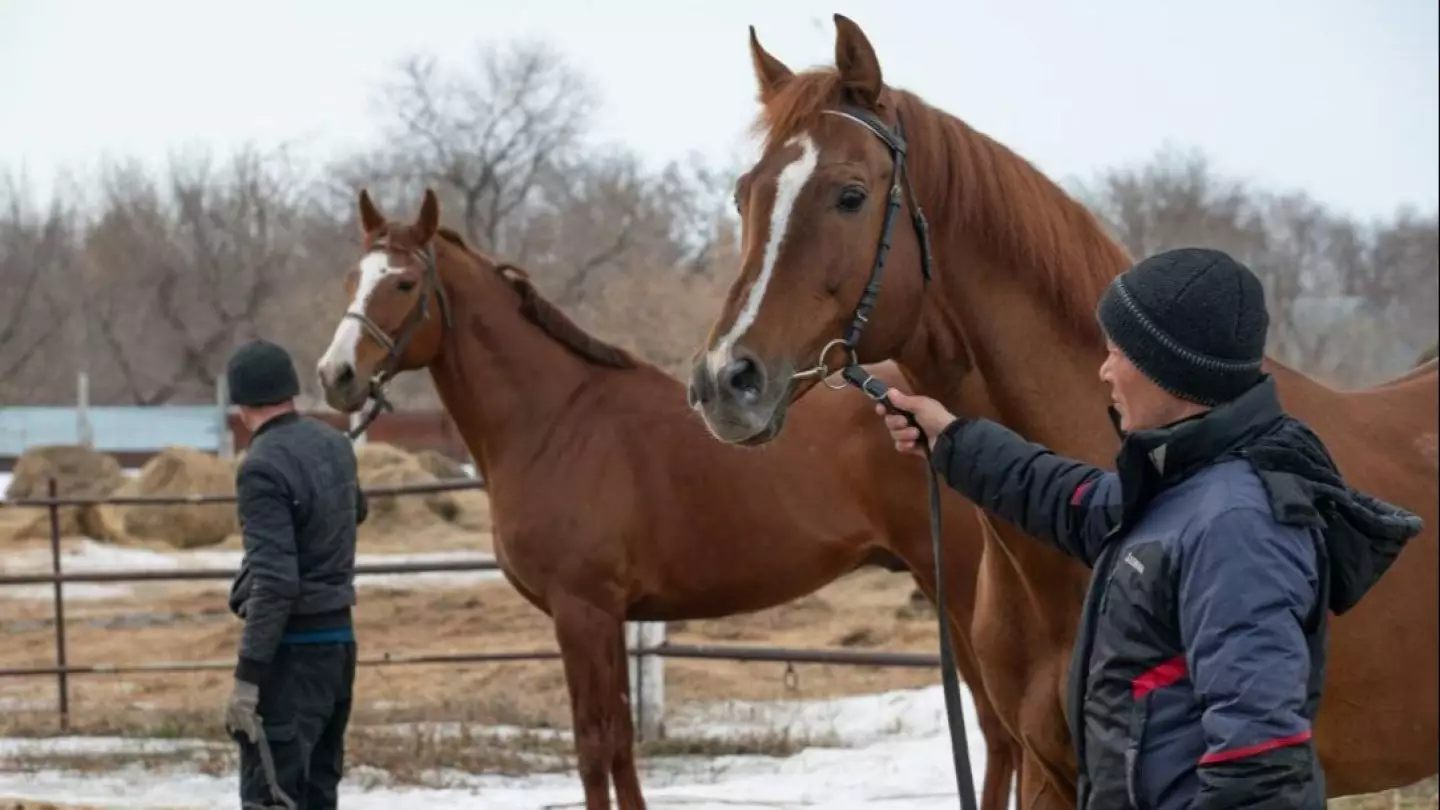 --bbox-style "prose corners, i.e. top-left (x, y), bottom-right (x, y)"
top-left (1, 475), bottom-right (940, 732)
